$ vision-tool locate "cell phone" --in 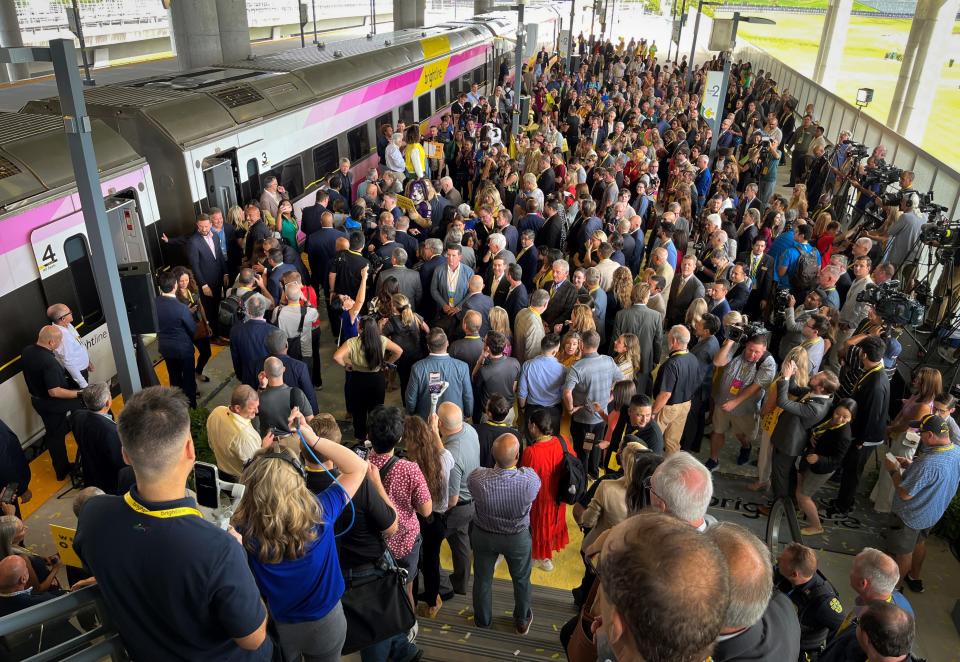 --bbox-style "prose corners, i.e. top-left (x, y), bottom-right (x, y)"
top-left (885, 452), bottom-right (899, 467)
top-left (0, 483), bottom-right (18, 505)
top-left (194, 462), bottom-right (220, 510)
top-left (583, 432), bottom-right (596, 452)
